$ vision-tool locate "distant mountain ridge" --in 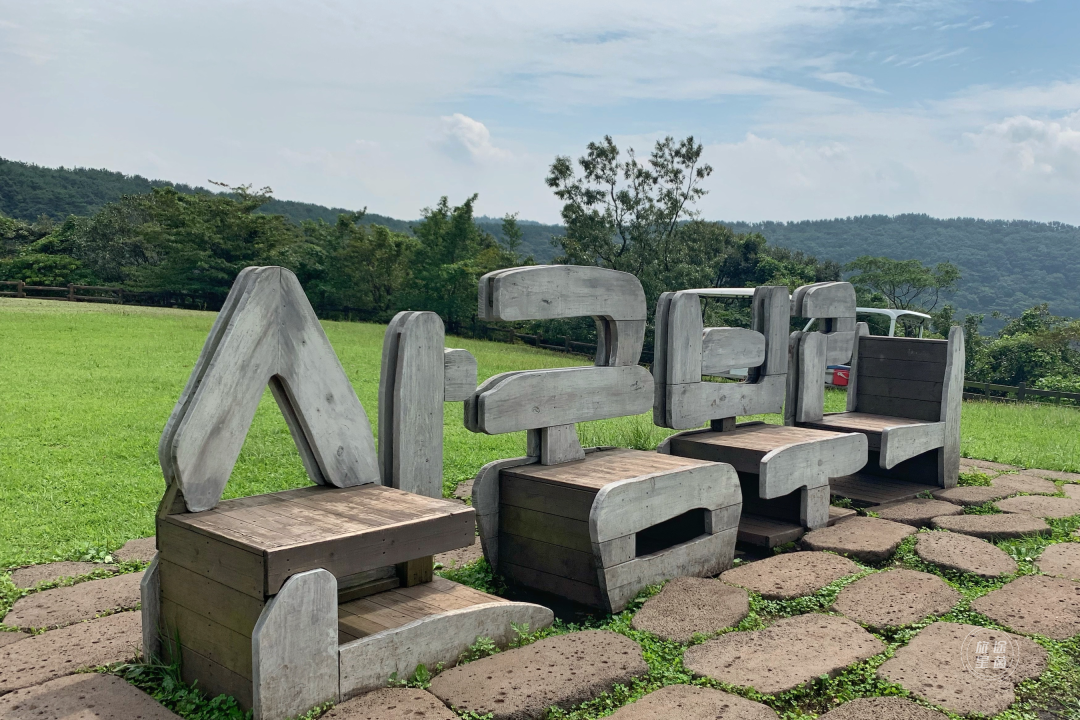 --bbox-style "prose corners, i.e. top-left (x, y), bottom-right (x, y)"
top-left (2, 157), bottom-right (1078, 321)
